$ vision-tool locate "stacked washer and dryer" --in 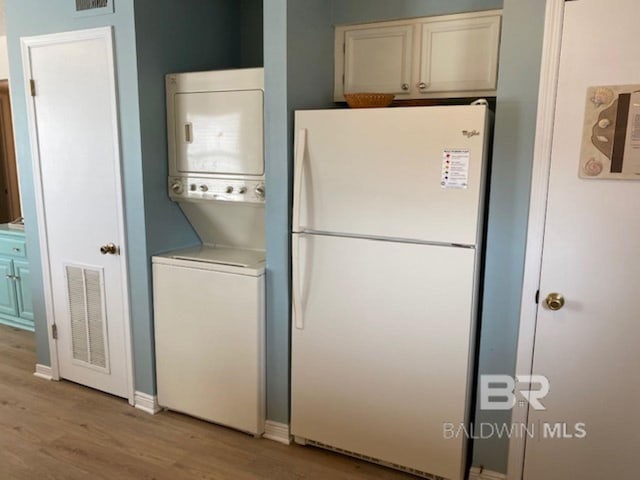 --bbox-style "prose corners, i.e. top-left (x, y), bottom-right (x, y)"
top-left (152, 68), bottom-right (266, 436)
